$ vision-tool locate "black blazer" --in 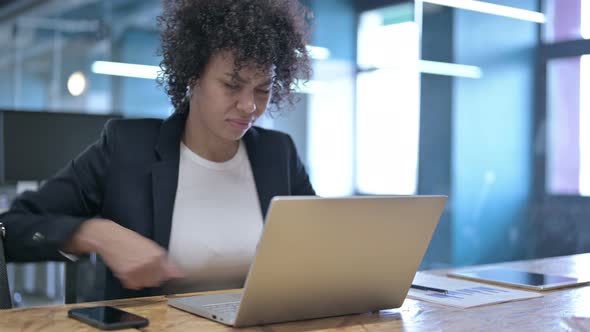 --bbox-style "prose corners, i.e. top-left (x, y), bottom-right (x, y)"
top-left (0, 112), bottom-right (315, 300)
